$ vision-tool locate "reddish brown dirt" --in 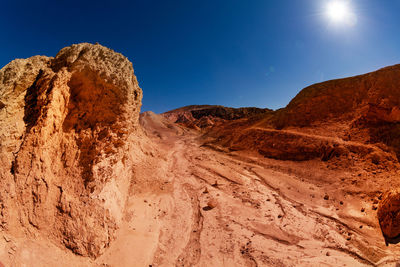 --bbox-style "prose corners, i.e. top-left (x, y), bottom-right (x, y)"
top-left (2, 44), bottom-right (400, 266)
top-left (97, 112), bottom-right (400, 266)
